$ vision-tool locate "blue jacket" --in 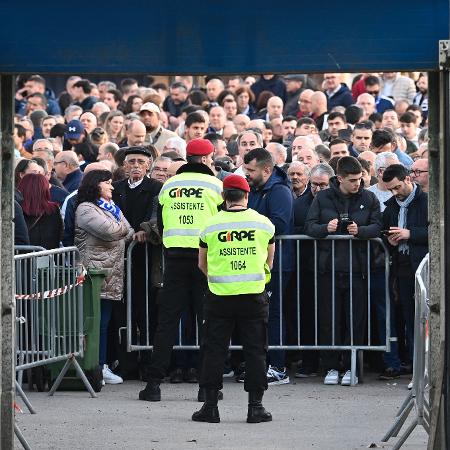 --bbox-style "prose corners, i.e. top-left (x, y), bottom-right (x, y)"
top-left (63, 169), bottom-right (83, 193)
top-left (248, 166), bottom-right (294, 271)
top-left (251, 75), bottom-right (287, 104)
top-left (375, 96), bottom-right (394, 114)
top-left (394, 148), bottom-right (413, 169)
top-left (50, 184), bottom-right (69, 207)
top-left (326, 84), bottom-right (354, 111)
top-left (62, 193), bottom-right (77, 246)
